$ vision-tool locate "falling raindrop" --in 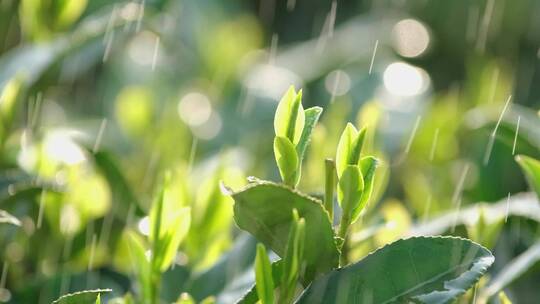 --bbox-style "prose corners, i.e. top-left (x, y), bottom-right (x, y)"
top-left (93, 118), bottom-right (108, 153)
top-left (483, 95), bottom-right (511, 165)
top-left (404, 115), bottom-right (422, 155)
top-left (512, 116), bottom-right (521, 155)
top-left (369, 40), bottom-right (379, 75)
top-left (429, 128), bottom-right (440, 161)
top-left (505, 192), bottom-right (511, 223)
